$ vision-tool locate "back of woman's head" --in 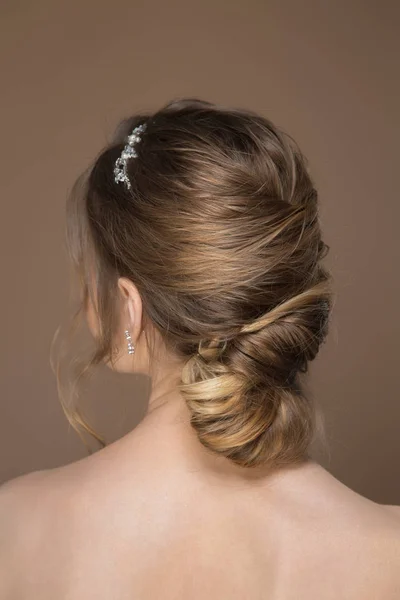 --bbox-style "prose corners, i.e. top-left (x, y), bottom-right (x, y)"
top-left (63, 97), bottom-right (333, 470)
